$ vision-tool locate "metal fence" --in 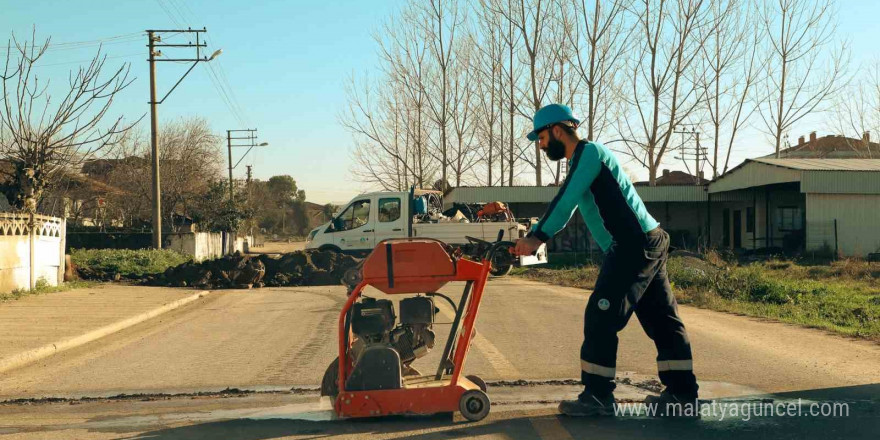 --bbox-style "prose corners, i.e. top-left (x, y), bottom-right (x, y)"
top-left (805, 219), bottom-right (838, 256)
